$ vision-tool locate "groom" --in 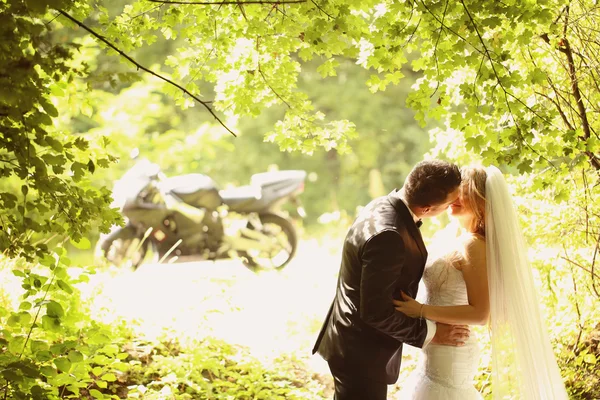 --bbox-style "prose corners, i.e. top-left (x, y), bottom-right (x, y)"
top-left (312, 159), bottom-right (469, 400)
